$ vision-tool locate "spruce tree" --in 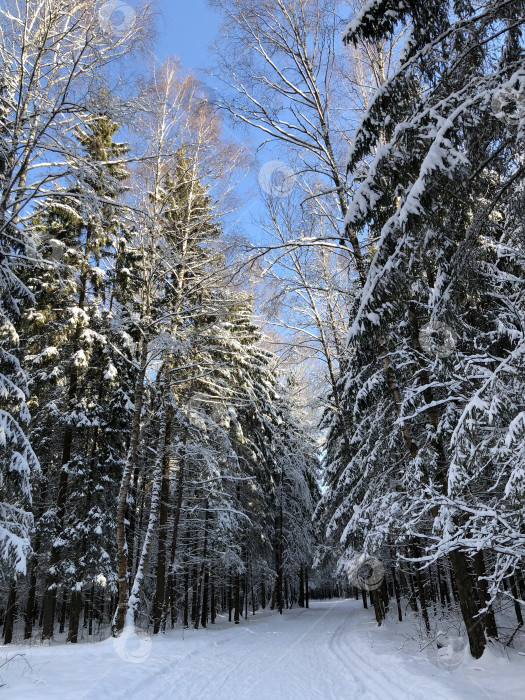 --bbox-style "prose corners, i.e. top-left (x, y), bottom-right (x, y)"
top-left (21, 115), bottom-right (131, 641)
top-left (320, 0), bottom-right (525, 657)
